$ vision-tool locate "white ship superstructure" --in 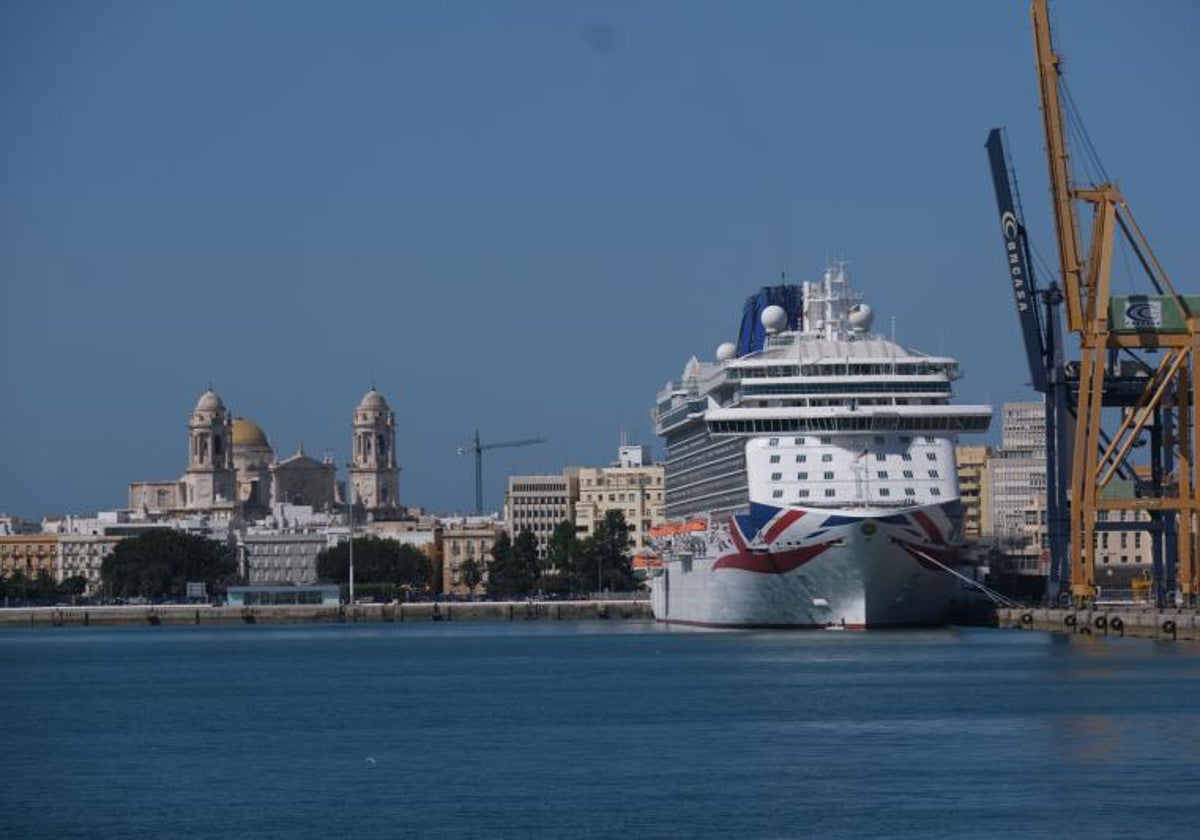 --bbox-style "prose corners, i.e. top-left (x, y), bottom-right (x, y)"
top-left (649, 266), bottom-right (992, 628)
